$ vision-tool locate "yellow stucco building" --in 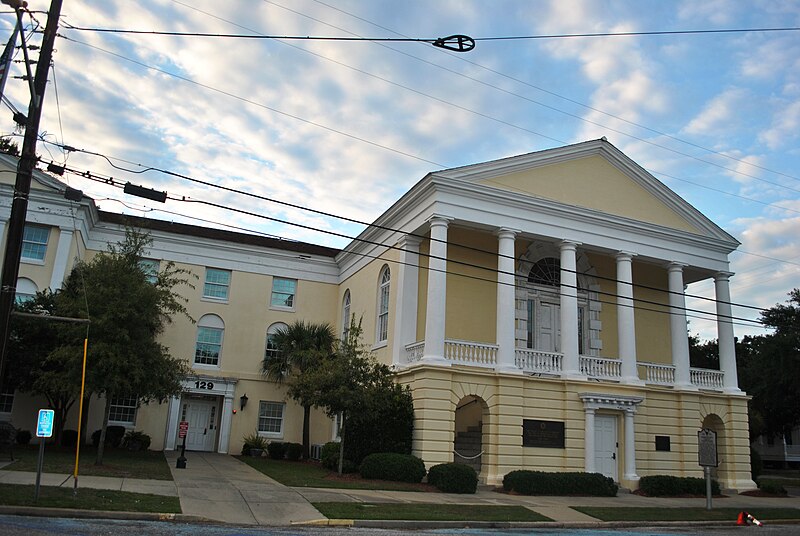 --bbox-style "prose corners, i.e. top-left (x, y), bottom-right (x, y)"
top-left (0, 139), bottom-right (756, 491)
